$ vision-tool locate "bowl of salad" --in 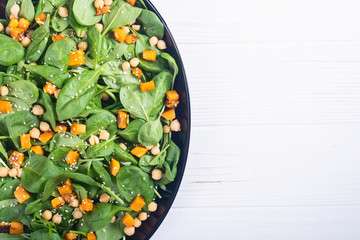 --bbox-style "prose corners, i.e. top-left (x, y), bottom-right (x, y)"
top-left (0, 0), bottom-right (190, 239)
